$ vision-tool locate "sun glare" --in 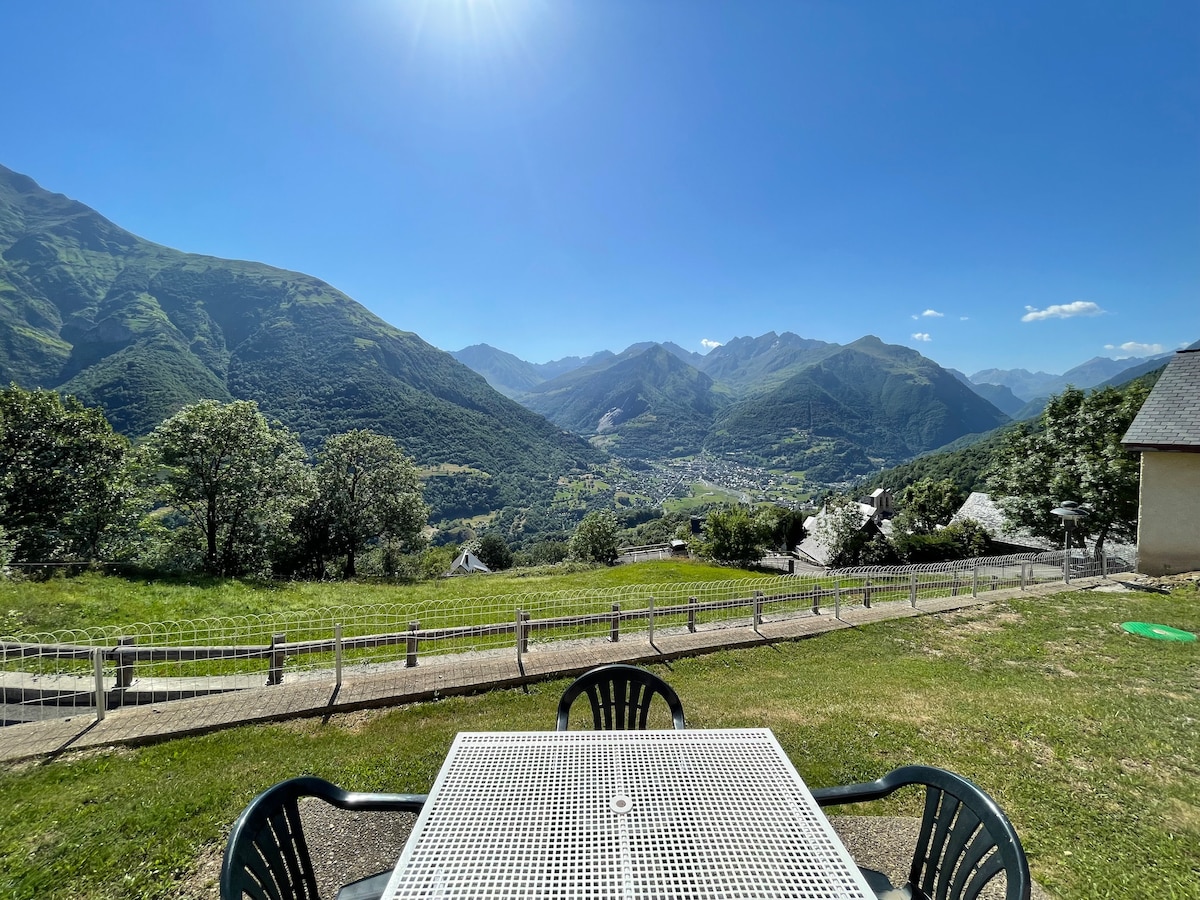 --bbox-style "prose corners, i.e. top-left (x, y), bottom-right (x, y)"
top-left (396, 0), bottom-right (539, 56)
